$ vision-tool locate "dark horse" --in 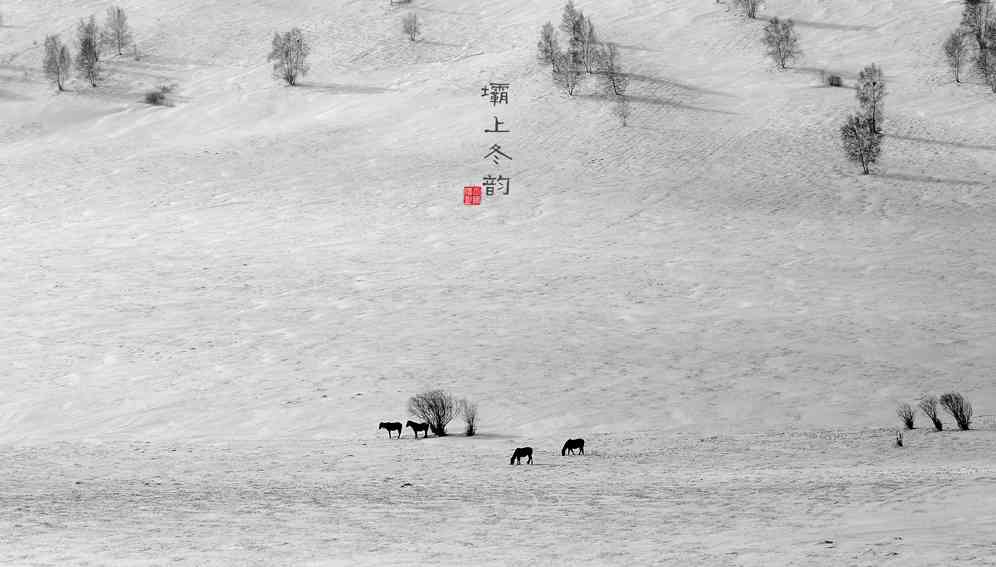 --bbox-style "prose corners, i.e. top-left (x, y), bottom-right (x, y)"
top-left (510, 447), bottom-right (533, 465)
top-left (561, 438), bottom-right (585, 456)
top-left (406, 420), bottom-right (430, 438)
top-left (379, 421), bottom-right (403, 439)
